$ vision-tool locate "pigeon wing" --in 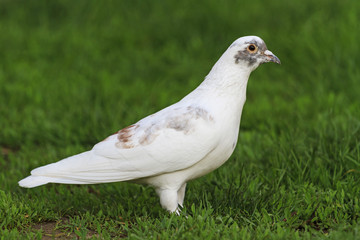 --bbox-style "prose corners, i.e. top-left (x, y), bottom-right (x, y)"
top-left (28, 106), bottom-right (217, 184)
